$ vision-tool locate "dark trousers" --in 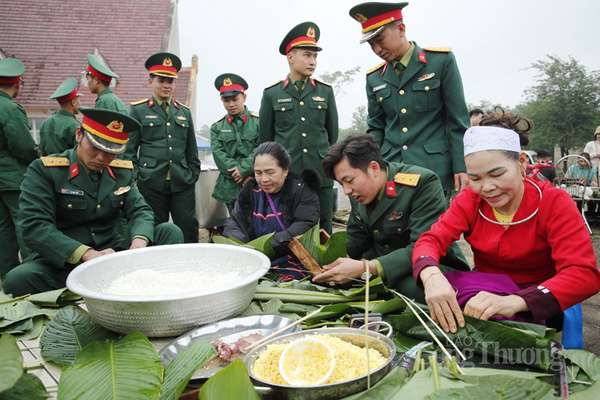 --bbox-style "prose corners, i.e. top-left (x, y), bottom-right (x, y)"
top-left (2, 222), bottom-right (183, 296)
top-left (139, 182), bottom-right (199, 243)
top-left (0, 190), bottom-right (29, 277)
top-left (318, 187), bottom-right (334, 234)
